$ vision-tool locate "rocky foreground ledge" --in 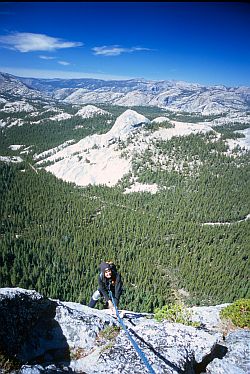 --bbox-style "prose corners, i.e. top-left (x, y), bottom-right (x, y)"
top-left (0, 288), bottom-right (249, 374)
